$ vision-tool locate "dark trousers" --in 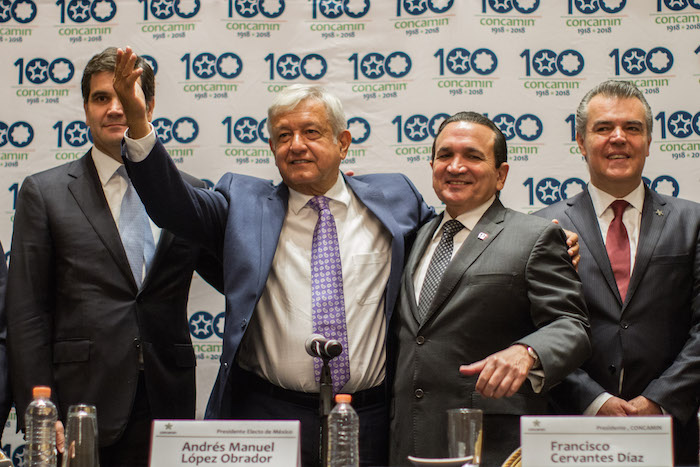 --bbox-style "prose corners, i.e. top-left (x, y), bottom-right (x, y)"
top-left (99, 373), bottom-right (152, 467)
top-left (480, 414), bottom-right (521, 467)
top-left (230, 370), bottom-right (388, 467)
